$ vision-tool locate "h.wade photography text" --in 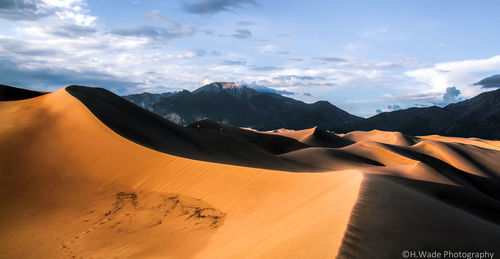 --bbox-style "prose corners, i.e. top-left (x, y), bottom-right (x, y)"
top-left (401, 250), bottom-right (494, 259)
